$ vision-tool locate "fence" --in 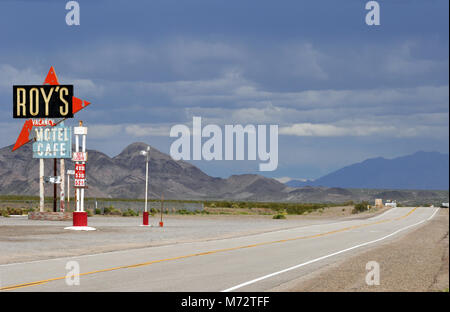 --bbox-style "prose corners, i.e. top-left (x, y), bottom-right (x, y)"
top-left (0, 198), bottom-right (204, 214)
top-left (84, 199), bottom-right (204, 214)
